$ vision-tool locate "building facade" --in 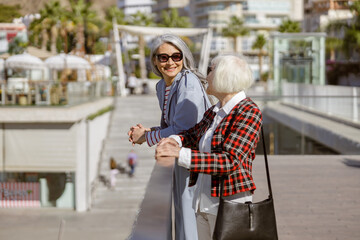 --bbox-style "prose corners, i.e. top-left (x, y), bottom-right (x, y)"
top-left (152, 0), bottom-right (190, 19)
top-left (189, 0), bottom-right (303, 80)
top-left (0, 23), bottom-right (27, 54)
top-left (117, 0), bottom-right (155, 16)
top-left (303, 0), bottom-right (355, 32)
top-left (0, 98), bottom-right (113, 211)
